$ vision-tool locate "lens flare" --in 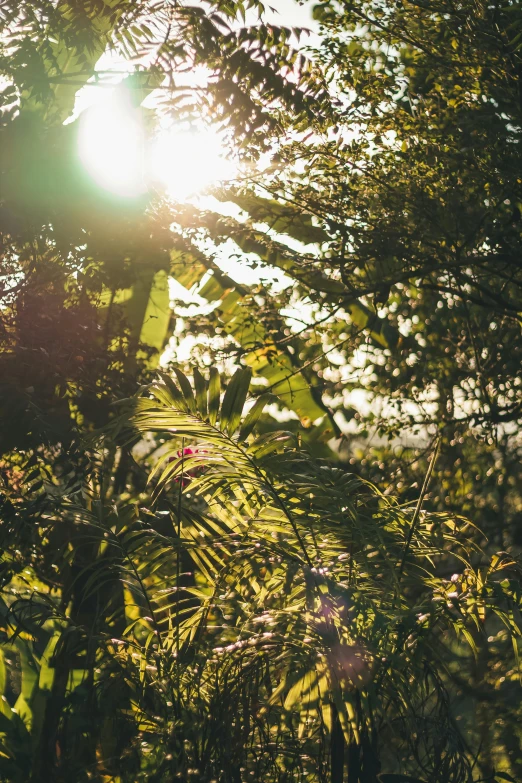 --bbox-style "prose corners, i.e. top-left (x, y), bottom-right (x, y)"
top-left (78, 90), bottom-right (236, 200)
top-left (149, 125), bottom-right (236, 200)
top-left (78, 92), bottom-right (147, 198)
